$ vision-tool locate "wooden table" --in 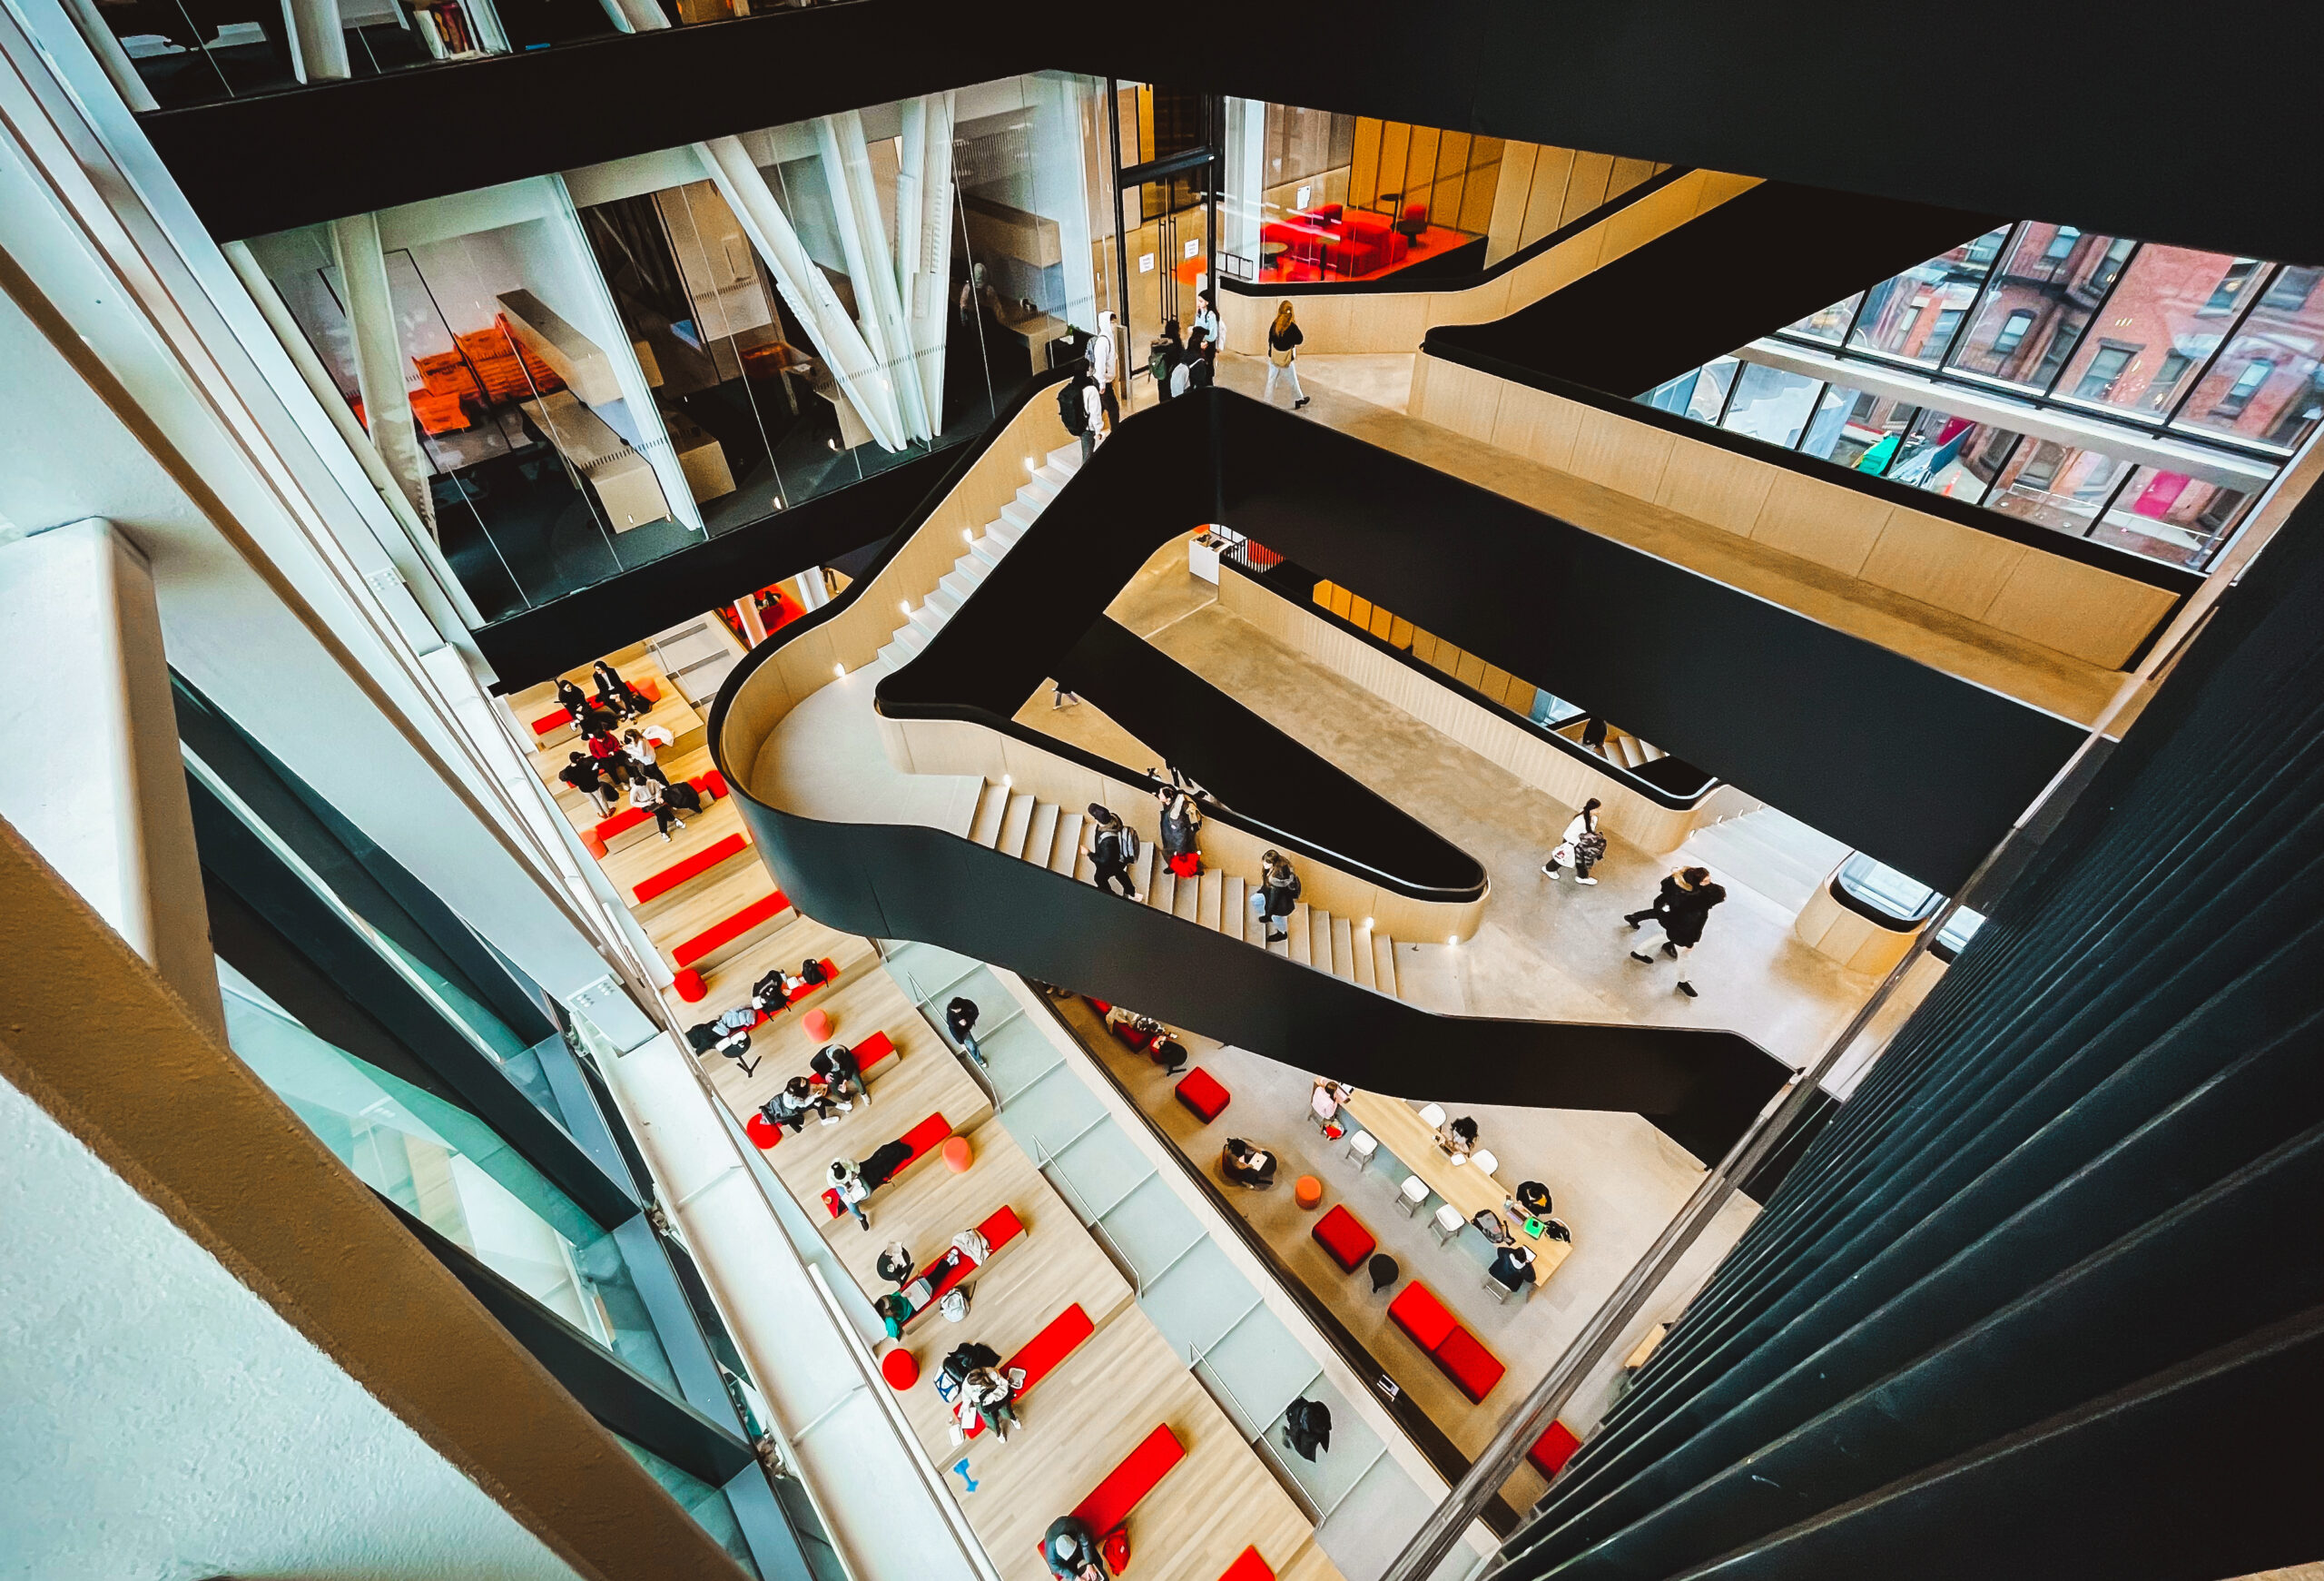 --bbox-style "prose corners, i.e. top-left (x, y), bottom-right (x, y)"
top-left (1340, 1089), bottom-right (1574, 1280)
